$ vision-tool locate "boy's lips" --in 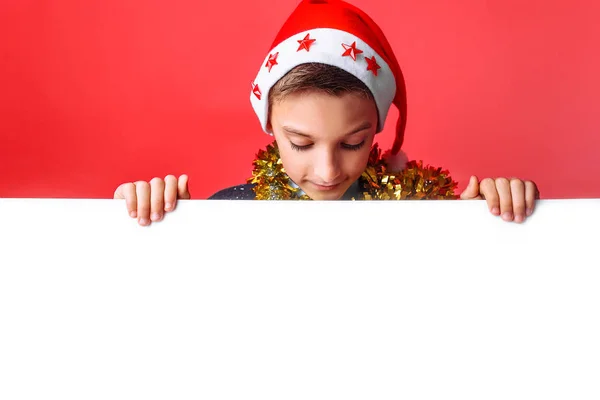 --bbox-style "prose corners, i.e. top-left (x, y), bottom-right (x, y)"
top-left (310, 181), bottom-right (343, 191)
